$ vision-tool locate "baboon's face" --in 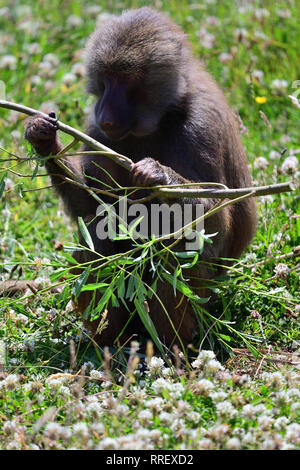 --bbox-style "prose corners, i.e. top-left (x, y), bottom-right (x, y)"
top-left (94, 73), bottom-right (160, 141)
